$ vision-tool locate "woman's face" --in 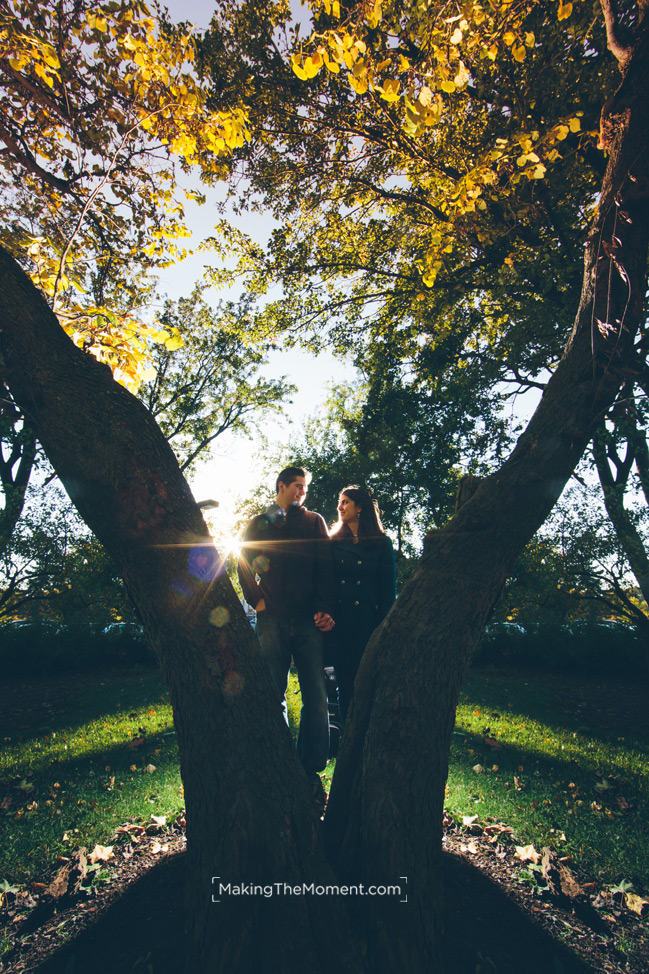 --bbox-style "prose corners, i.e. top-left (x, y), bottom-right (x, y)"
top-left (338, 494), bottom-right (361, 523)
